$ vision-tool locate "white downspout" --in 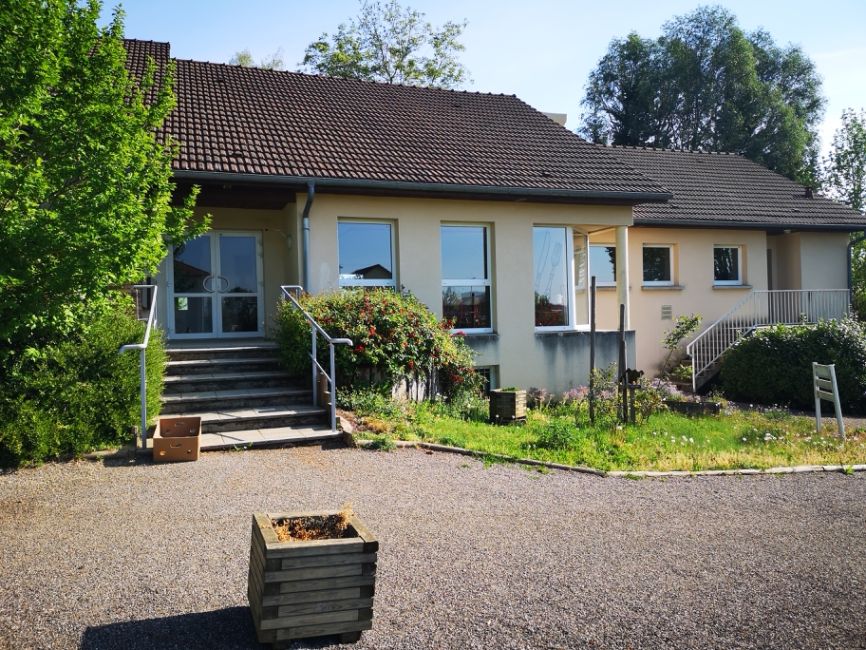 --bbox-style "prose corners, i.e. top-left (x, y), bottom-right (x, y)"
top-left (615, 225), bottom-right (630, 328)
